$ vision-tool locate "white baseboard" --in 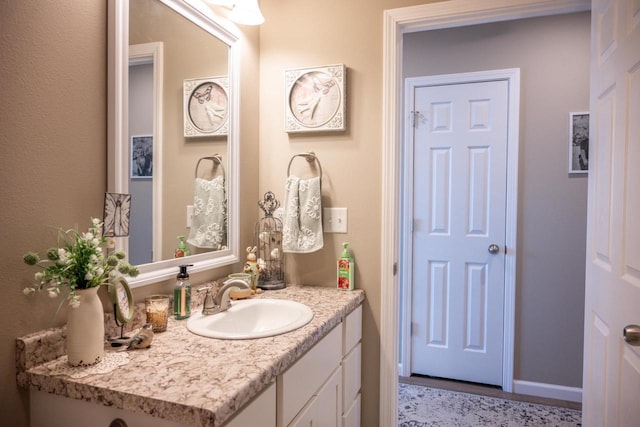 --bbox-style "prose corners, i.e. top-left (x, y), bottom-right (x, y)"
top-left (512, 380), bottom-right (582, 403)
